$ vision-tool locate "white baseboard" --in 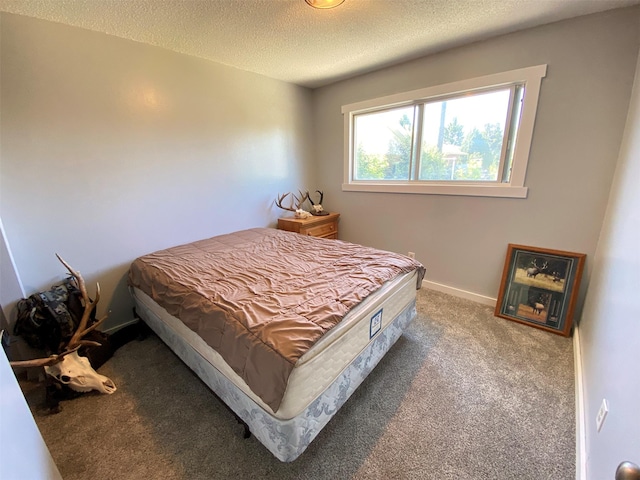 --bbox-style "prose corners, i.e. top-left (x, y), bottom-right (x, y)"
top-left (574, 325), bottom-right (587, 480)
top-left (103, 318), bottom-right (139, 334)
top-left (423, 280), bottom-right (497, 307)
